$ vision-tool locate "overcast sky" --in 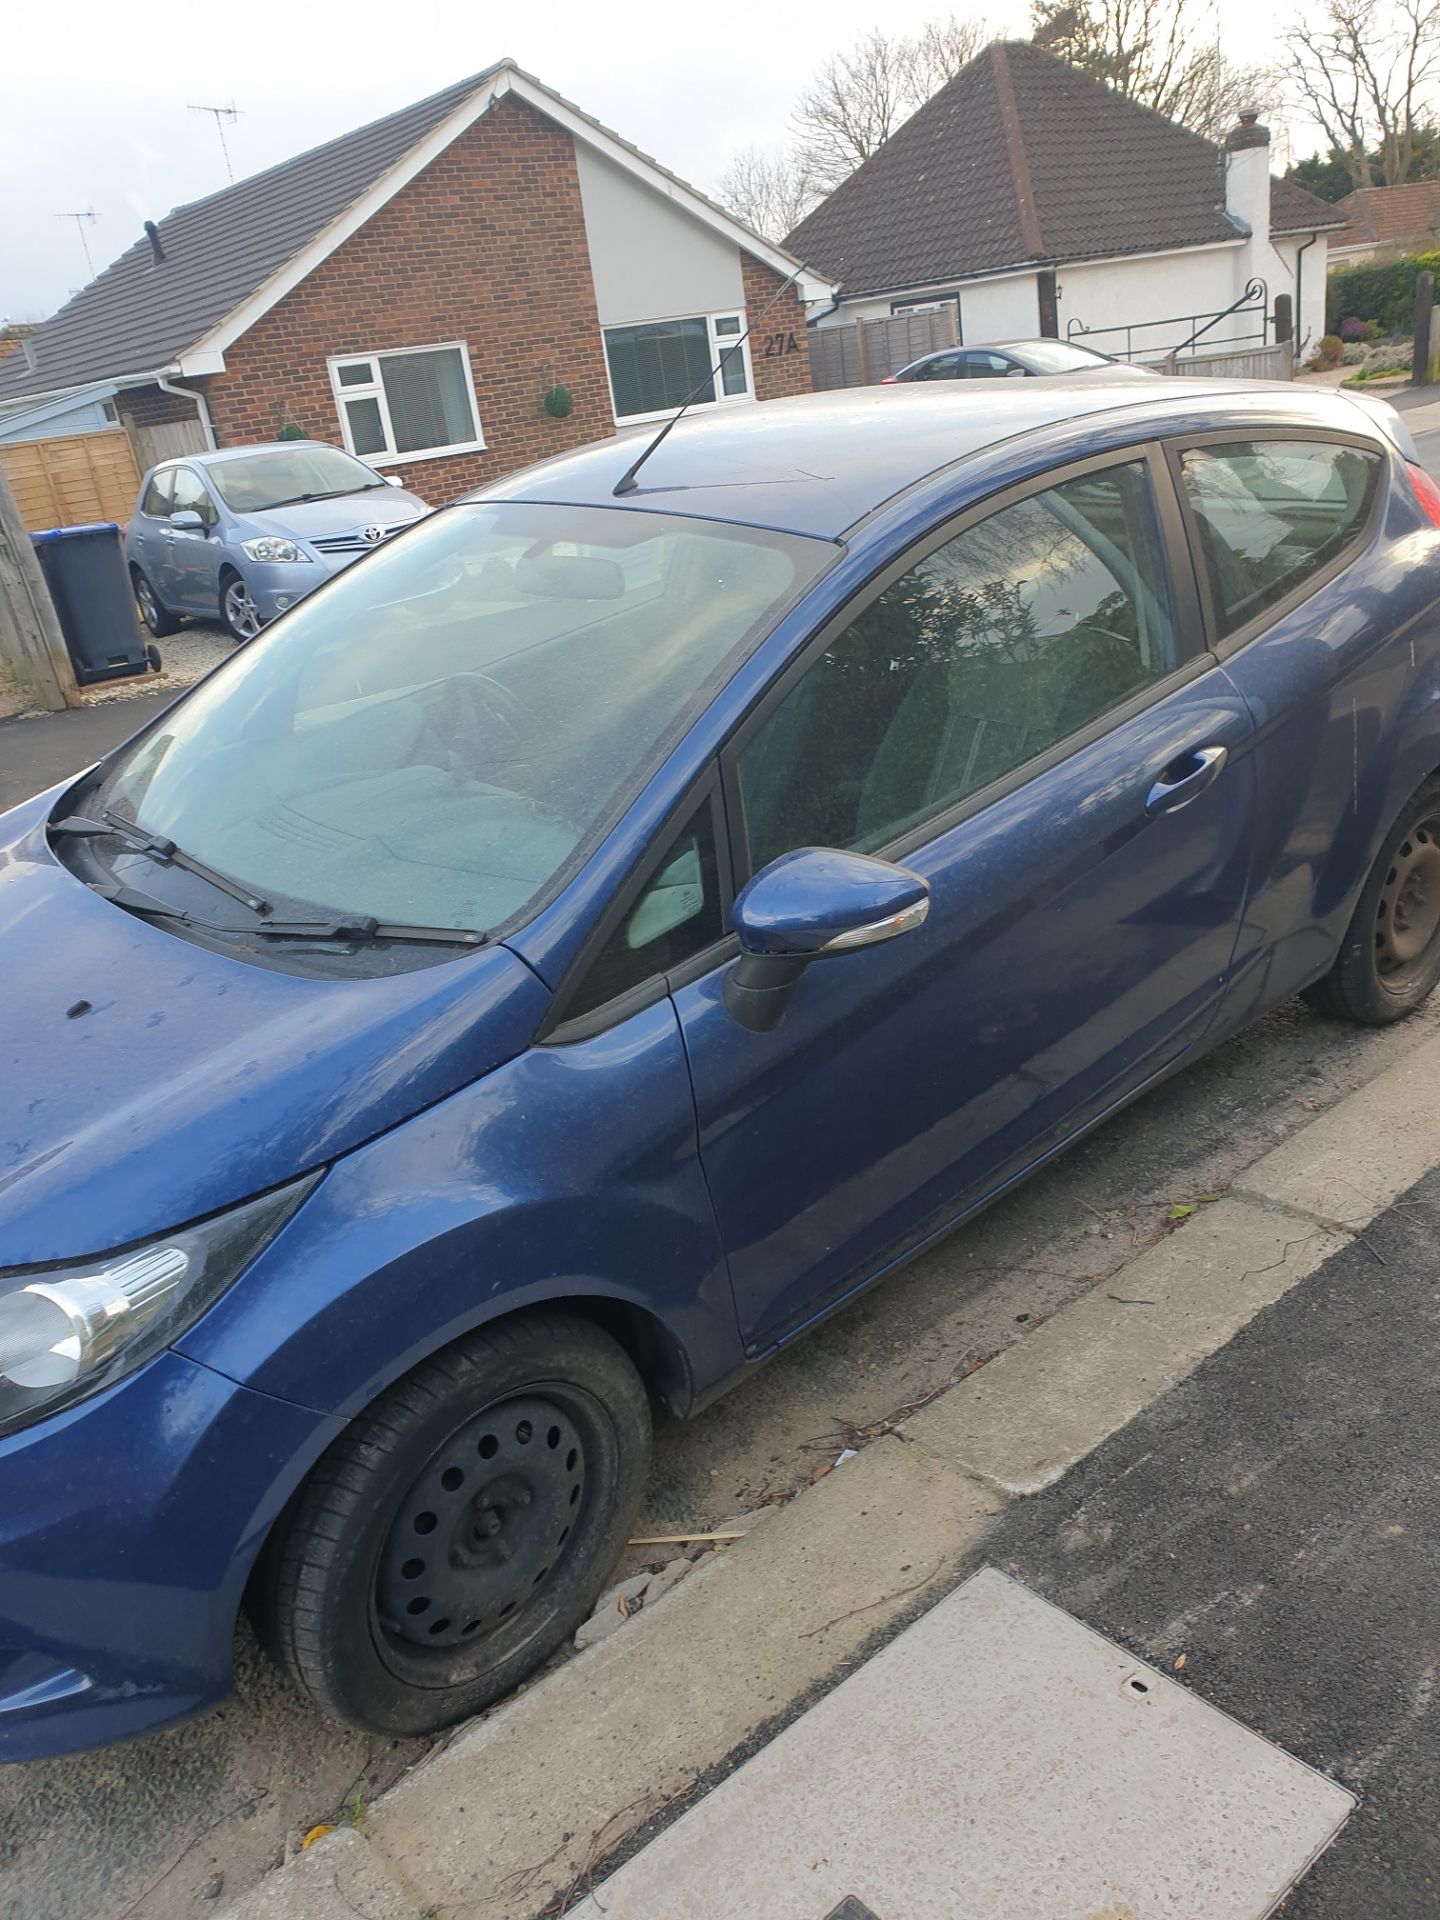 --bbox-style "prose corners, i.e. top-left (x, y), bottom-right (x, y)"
top-left (3, 0), bottom-right (1308, 324)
